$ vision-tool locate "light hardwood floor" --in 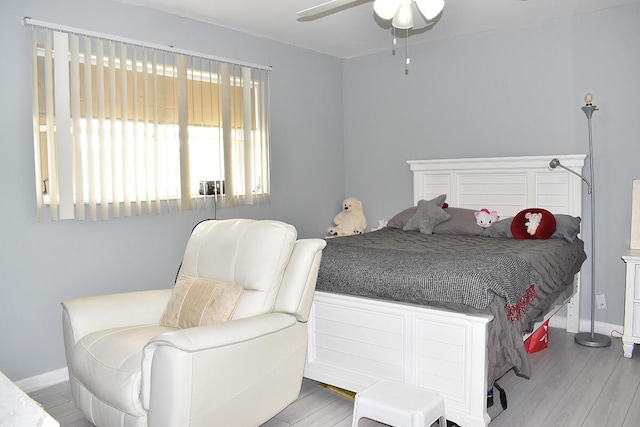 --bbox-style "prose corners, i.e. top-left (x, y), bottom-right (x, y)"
top-left (28, 327), bottom-right (640, 426)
